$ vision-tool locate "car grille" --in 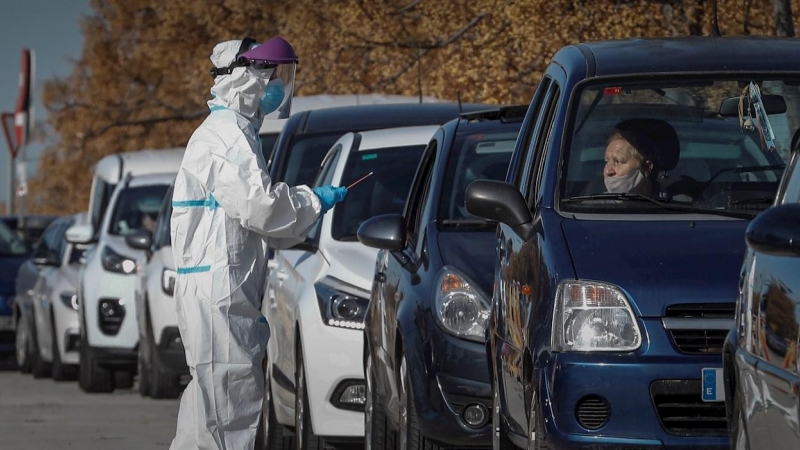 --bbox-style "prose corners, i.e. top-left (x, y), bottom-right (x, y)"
top-left (650, 380), bottom-right (727, 436)
top-left (663, 303), bottom-right (735, 354)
